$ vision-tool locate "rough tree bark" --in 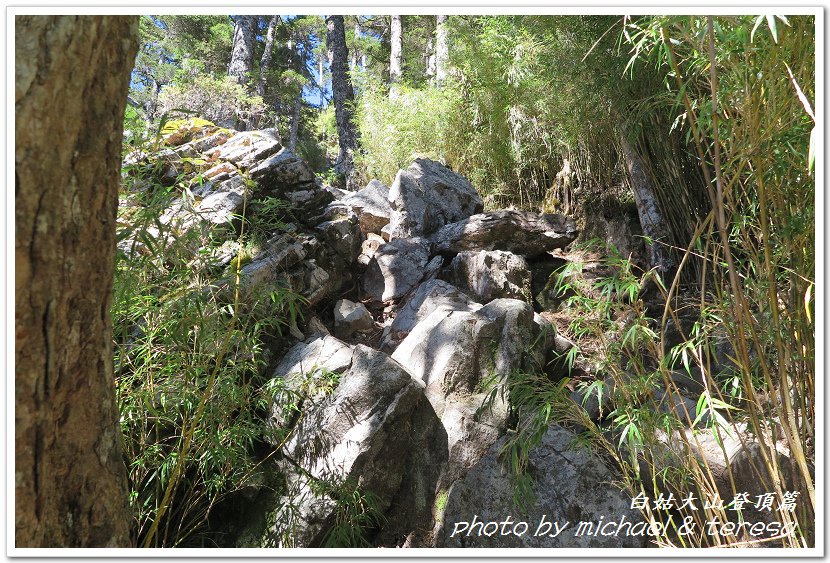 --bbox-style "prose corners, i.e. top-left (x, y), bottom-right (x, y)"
top-left (435, 15), bottom-right (449, 87)
top-left (389, 15), bottom-right (403, 98)
top-left (326, 15), bottom-right (360, 190)
top-left (425, 36), bottom-right (436, 78)
top-left (350, 17), bottom-right (361, 74)
top-left (228, 15), bottom-right (256, 85)
top-left (15, 15), bottom-right (138, 547)
top-left (288, 90), bottom-right (303, 152)
top-left (256, 15), bottom-right (280, 97)
top-left (618, 128), bottom-right (676, 276)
